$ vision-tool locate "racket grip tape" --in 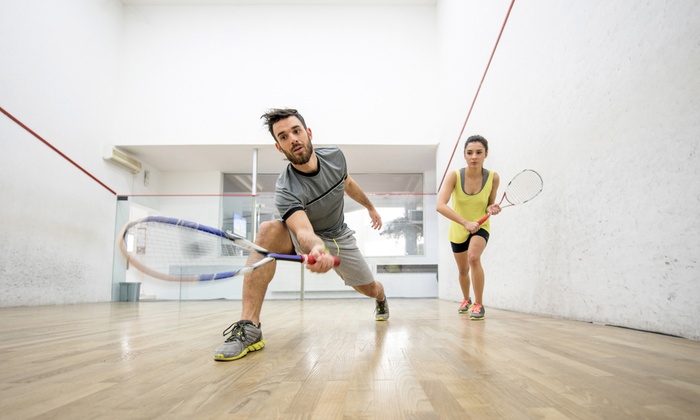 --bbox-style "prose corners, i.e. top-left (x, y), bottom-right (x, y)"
top-left (477, 214), bottom-right (491, 226)
top-left (305, 255), bottom-right (341, 267)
